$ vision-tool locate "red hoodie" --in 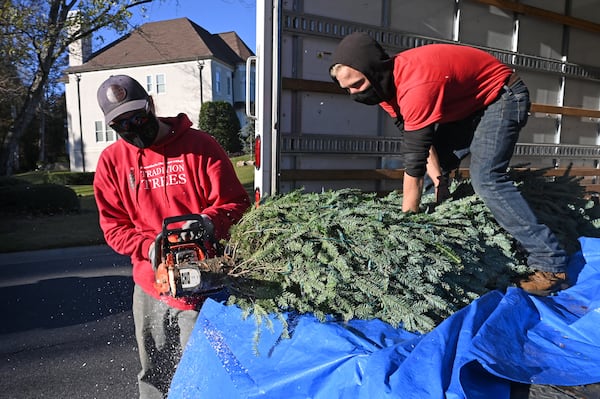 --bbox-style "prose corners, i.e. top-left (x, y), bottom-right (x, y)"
top-left (379, 44), bottom-right (512, 131)
top-left (93, 113), bottom-right (251, 310)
